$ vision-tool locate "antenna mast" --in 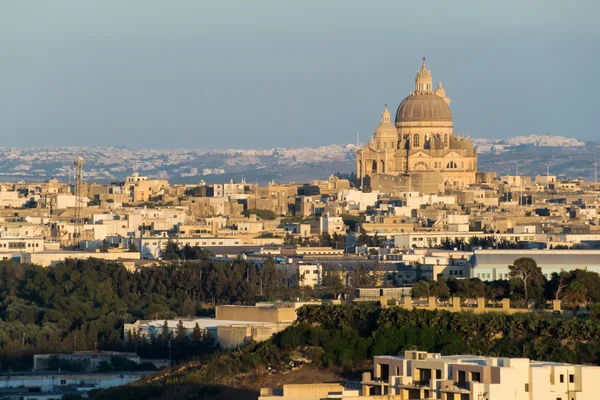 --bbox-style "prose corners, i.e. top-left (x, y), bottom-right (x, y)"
top-left (73, 157), bottom-right (84, 247)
